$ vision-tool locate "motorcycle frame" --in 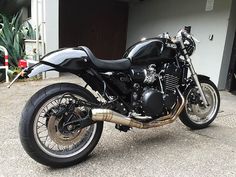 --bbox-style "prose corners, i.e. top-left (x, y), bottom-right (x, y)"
top-left (9, 29), bottom-right (210, 112)
top-left (15, 55), bottom-right (209, 113)
top-left (79, 60), bottom-right (208, 114)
